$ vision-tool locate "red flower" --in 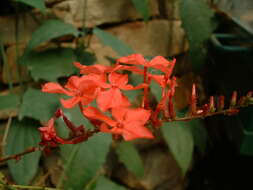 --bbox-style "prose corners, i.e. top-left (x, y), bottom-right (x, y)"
top-left (83, 106), bottom-right (154, 140)
top-left (97, 72), bottom-right (147, 111)
top-left (117, 53), bottom-right (176, 74)
top-left (42, 74), bottom-right (103, 108)
top-left (73, 62), bottom-right (112, 75)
